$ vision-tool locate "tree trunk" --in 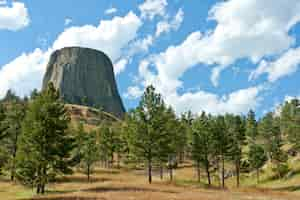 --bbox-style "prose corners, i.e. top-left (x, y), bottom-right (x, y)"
top-left (36, 184), bottom-right (41, 194)
top-left (206, 165), bottom-right (211, 185)
top-left (222, 155), bottom-right (225, 188)
top-left (148, 160), bottom-right (152, 184)
top-left (169, 168), bottom-right (173, 181)
top-left (160, 164), bottom-right (164, 180)
top-left (41, 184), bottom-right (45, 194)
top-left (196, 160), bottom-right (201, 182)
top-left (256, 169), bottom-right (259, 184)
top-left (87, 164), bottom-right (90, 182)
top-left (236, 160), bottom-right (240, 188)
